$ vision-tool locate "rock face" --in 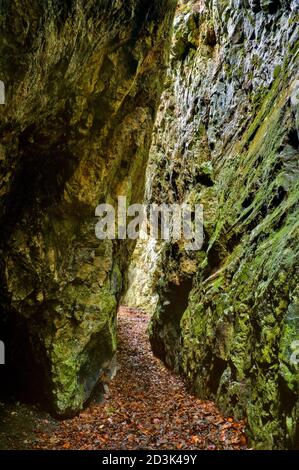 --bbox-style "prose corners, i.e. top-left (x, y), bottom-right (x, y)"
top-left (143, 0), bottom-right (299, 449)
top-left (122, 235), bottom-right (161, 311)
top-left (0, 0), bottom-right (176, 416)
